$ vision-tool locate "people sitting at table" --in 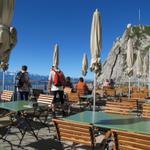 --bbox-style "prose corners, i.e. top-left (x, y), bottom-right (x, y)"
top-left (103, 79), bottom-right (110, 88)
top-left (109, 78), bottom-right (115, 88)
top-left (65, 76), bottom-right (74, 90)
top-left (75, 77), bottom-right (91, 96)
